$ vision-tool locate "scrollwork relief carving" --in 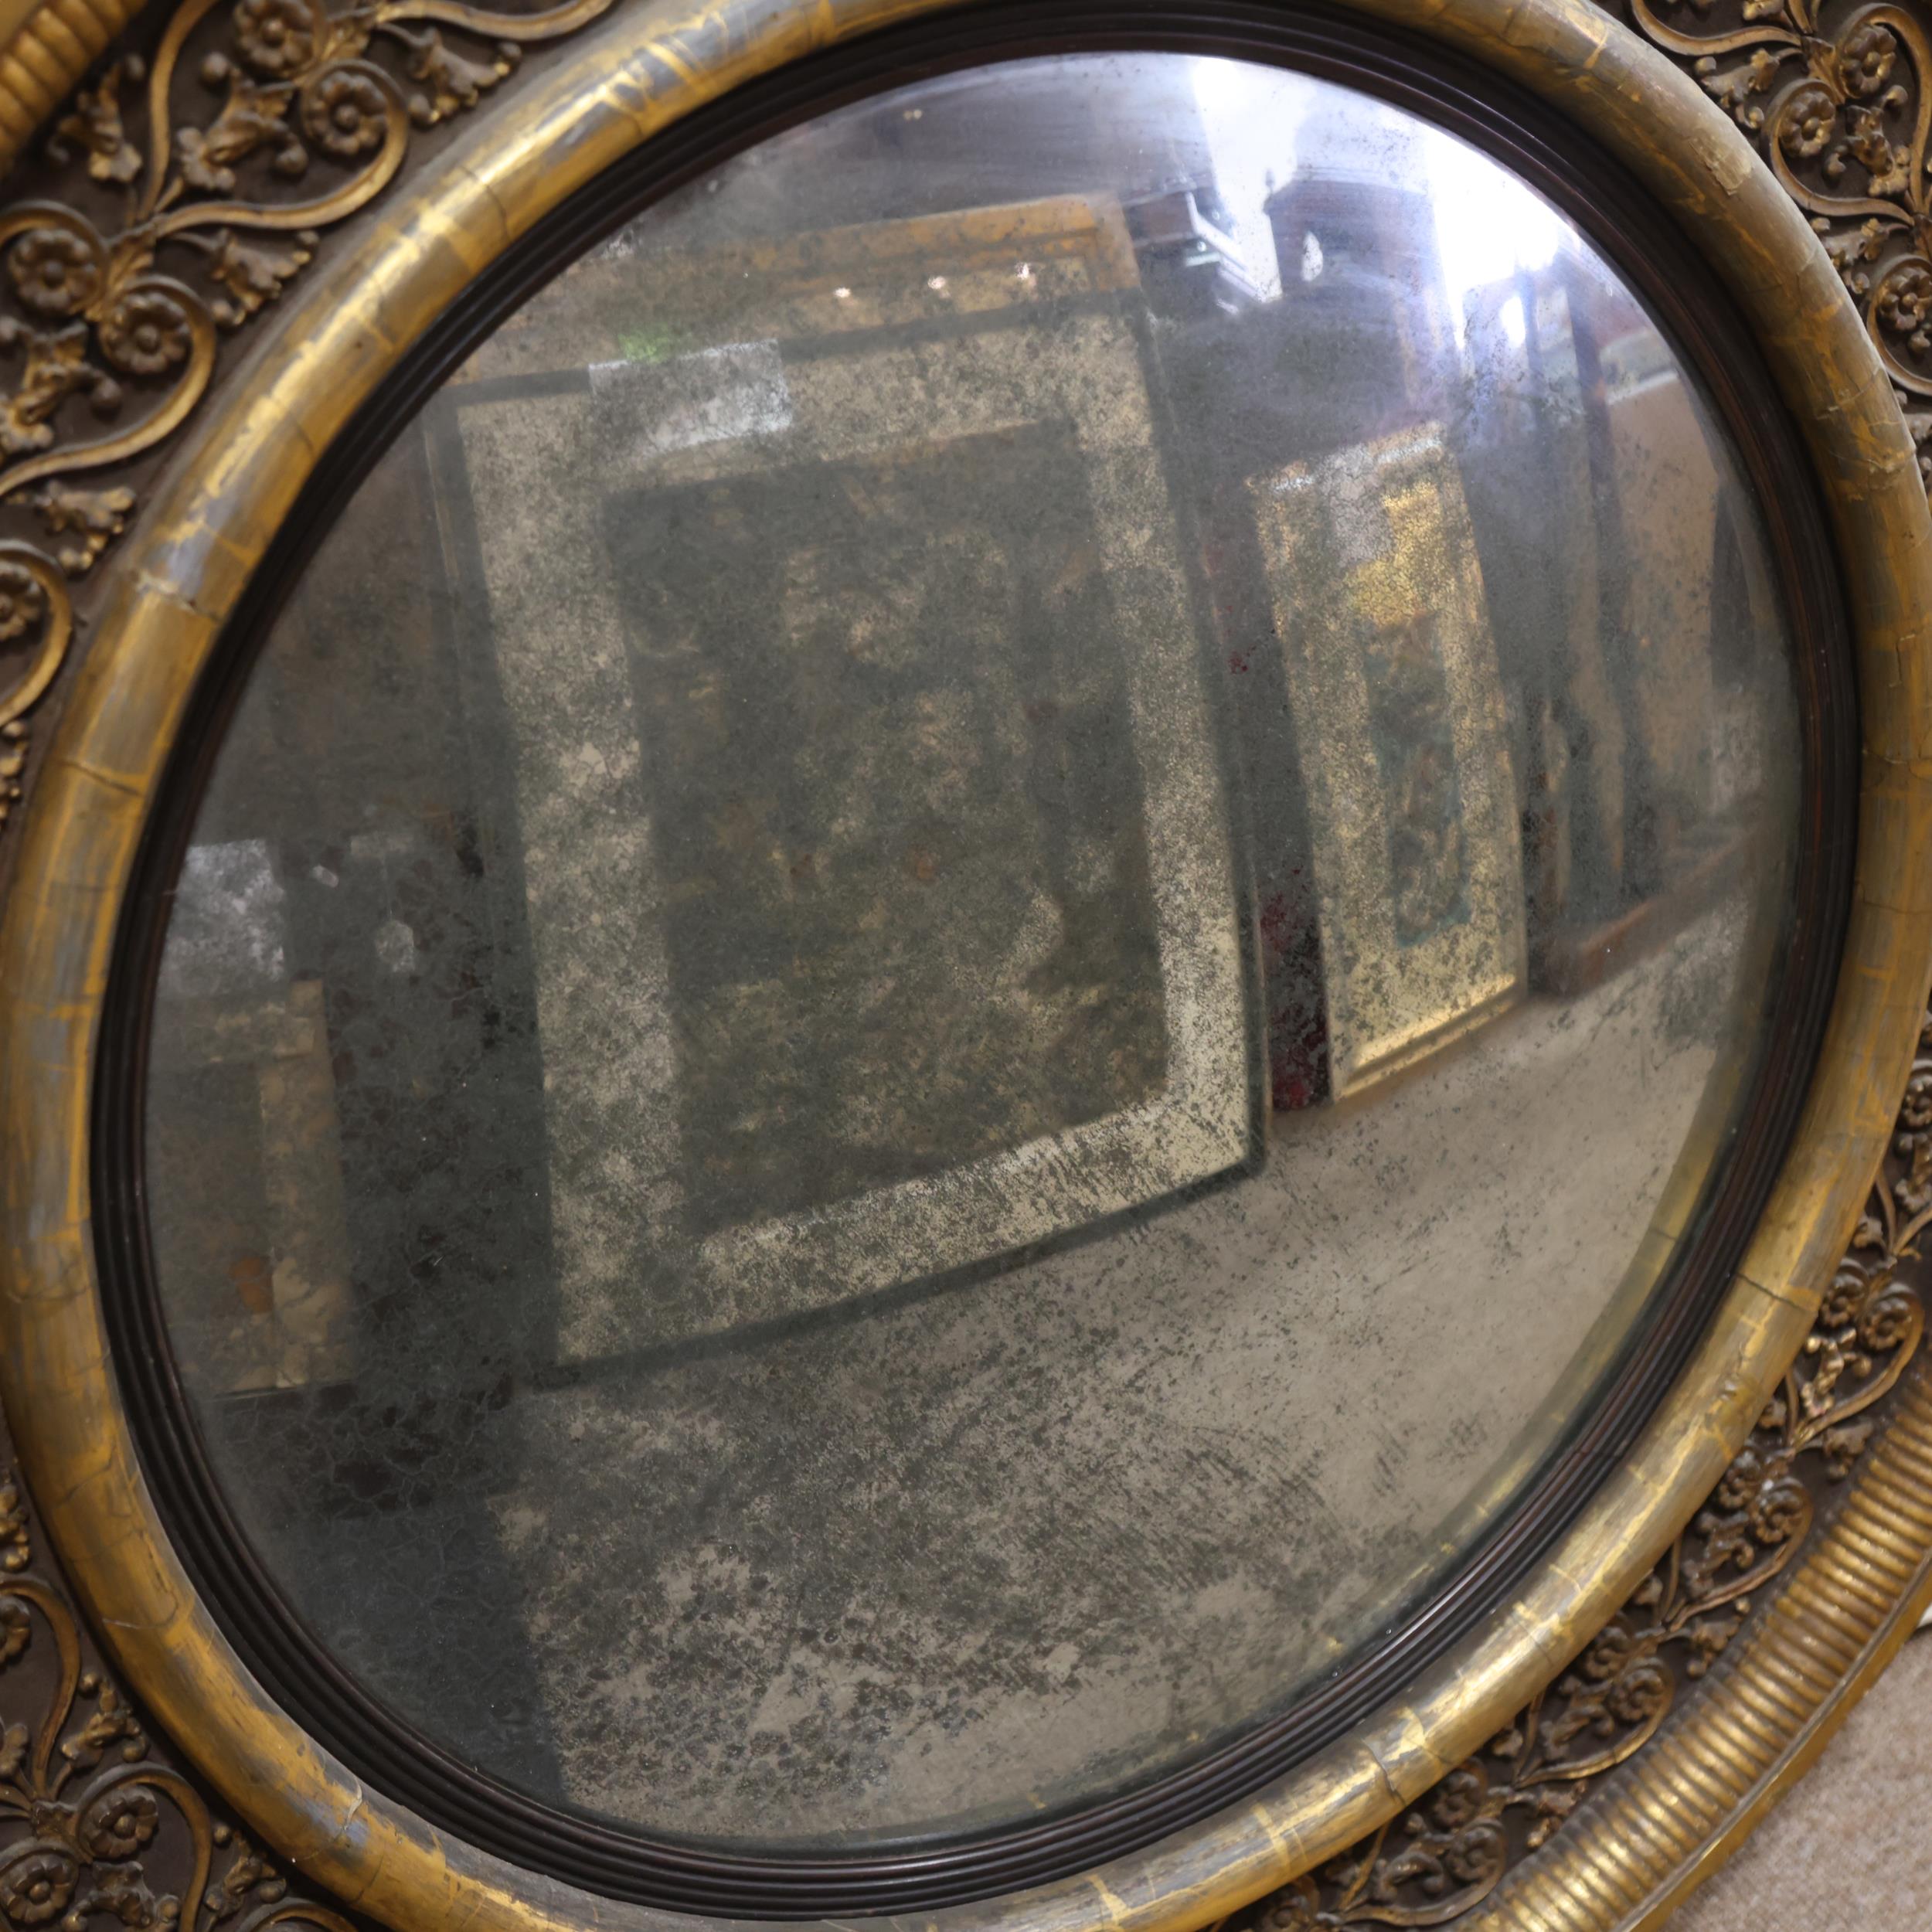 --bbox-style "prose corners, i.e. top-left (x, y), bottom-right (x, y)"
top-left (0, 0), bottom-right (611, 838)
top-left (0, 1458), bottom-right (359, 1932)
top-left (1619, 0), bottom-right (1932, 496)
